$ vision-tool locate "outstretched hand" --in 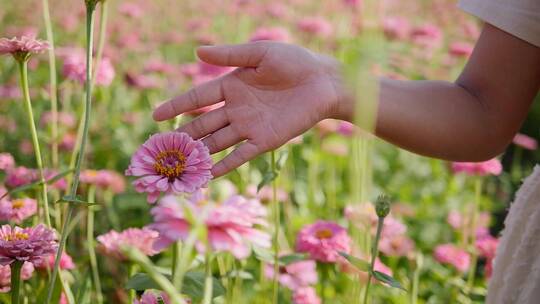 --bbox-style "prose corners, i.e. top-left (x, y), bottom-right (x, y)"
top-left (153, 41), bottom-right (346, 177)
